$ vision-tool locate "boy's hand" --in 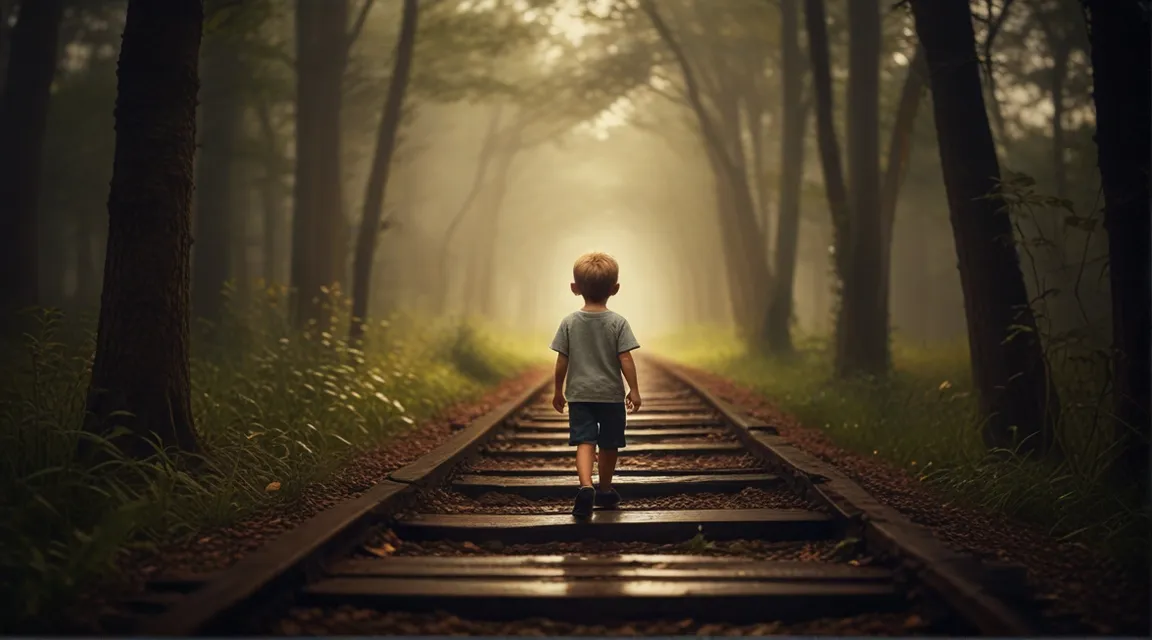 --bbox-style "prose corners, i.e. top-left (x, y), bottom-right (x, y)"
top-left (626, 390), bottom-right (642, 413)
top-left (552, 391), bottom-right (566, 414)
